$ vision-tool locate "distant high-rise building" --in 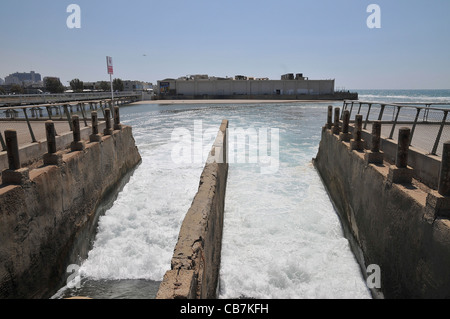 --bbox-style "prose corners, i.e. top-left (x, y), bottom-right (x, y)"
top-left (5, 71), bottom-right (42, 85)
top-left (0, 78), bottom-right (4, 85)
